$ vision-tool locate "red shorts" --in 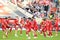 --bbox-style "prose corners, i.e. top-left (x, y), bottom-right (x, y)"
top-left (31, 26), bottom-right (38, 31)
top-left (34, 26), bottom-right (38, 31)
top-left (2, 26), bottom-right (6, 31)
top-left (14, 25), bottom-right (18, 30)
top-left (26, 25), bottom-right (31, 32)
top-left (6, 26), bottom-right (10, 28)
top-left (26, 28), bottom-right (31, 32)
top-left (55, 27), bottom-right (59, 31)
top-left (40, 25), bottom-right (42, 29)
top-left (42, 27), bottom-right (47, 32)
top-left (10, 27), bottom-right (12, 32)
top-left (46, 26), bottom-right (49, 31)
top-left (49, 27), bottom-right (53, 31)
